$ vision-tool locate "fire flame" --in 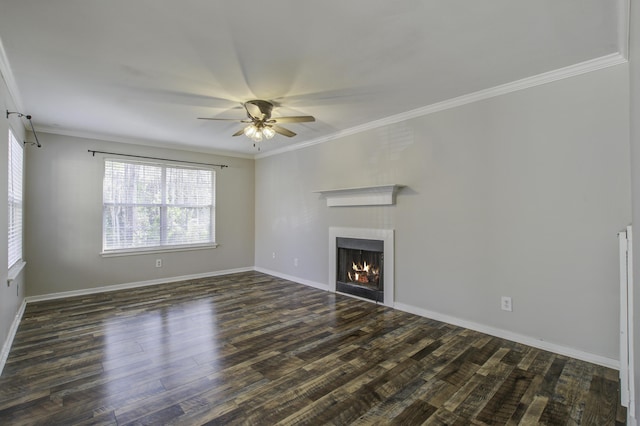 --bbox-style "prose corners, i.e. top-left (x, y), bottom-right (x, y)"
top-left (353, 261), bottom-right (370, 273)
top-left (348, 261), bottom-right (379, 284)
